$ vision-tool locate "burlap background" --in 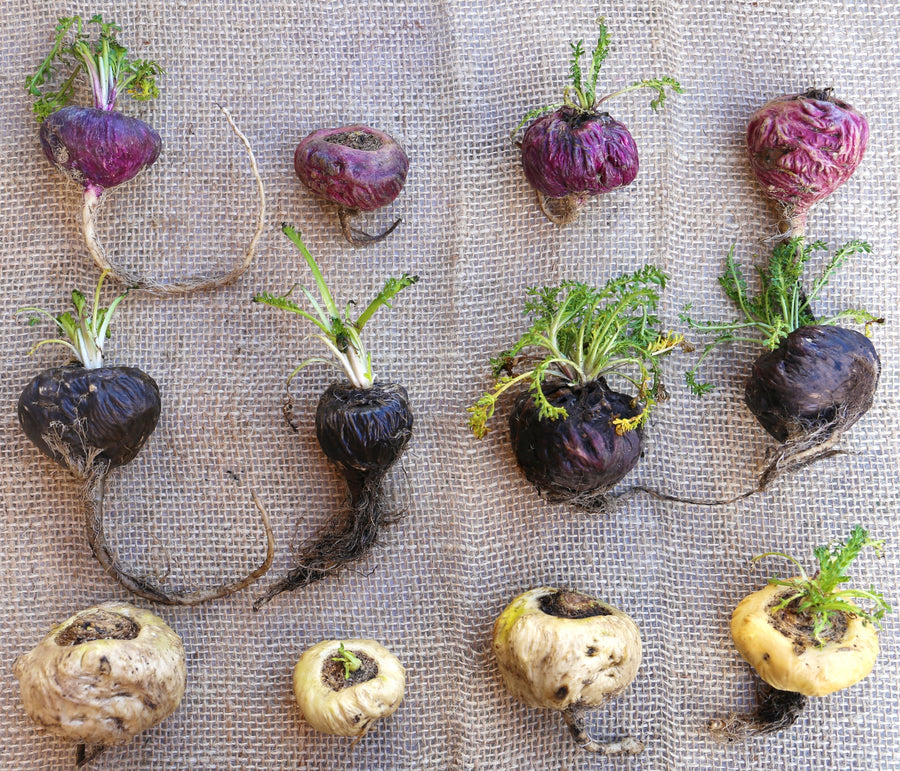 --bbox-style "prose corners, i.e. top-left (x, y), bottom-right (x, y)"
top-left (2, 1), bottom-right (898, 769)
